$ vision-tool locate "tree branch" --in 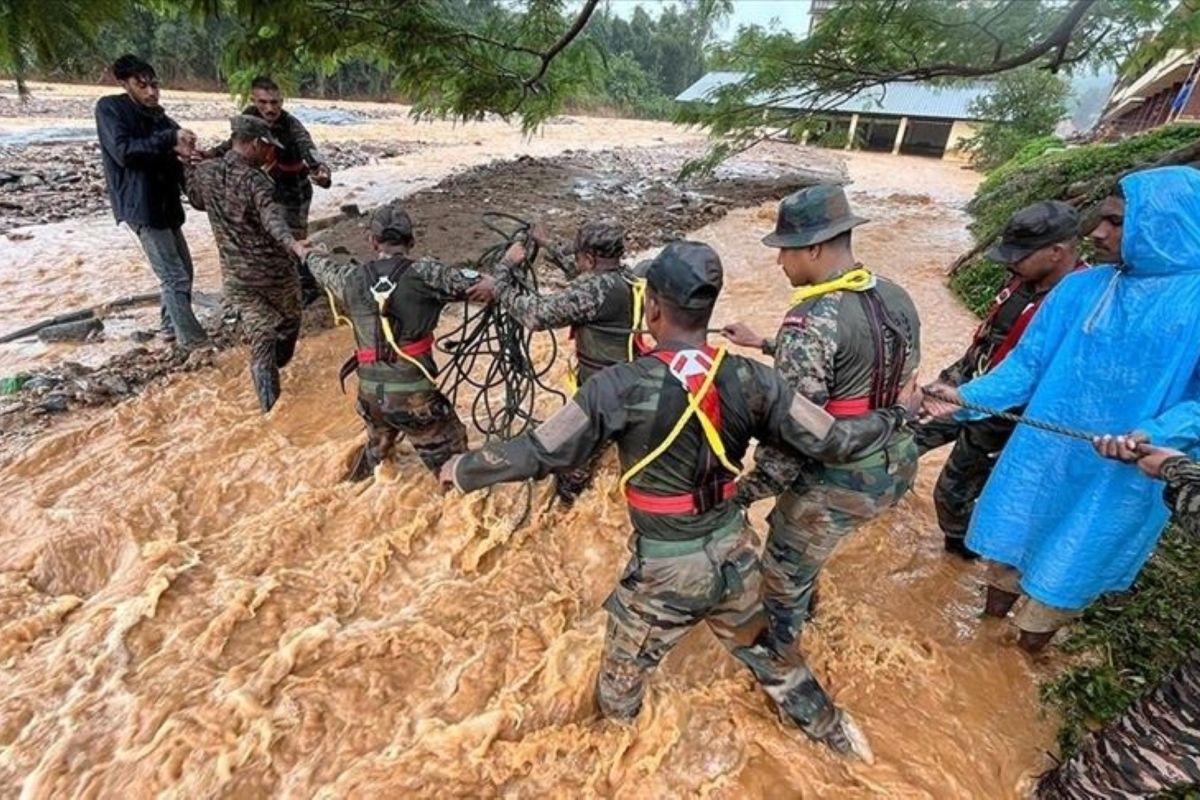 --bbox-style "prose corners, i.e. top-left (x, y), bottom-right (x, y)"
top-left (524, 0), bottom-right (601, 90)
